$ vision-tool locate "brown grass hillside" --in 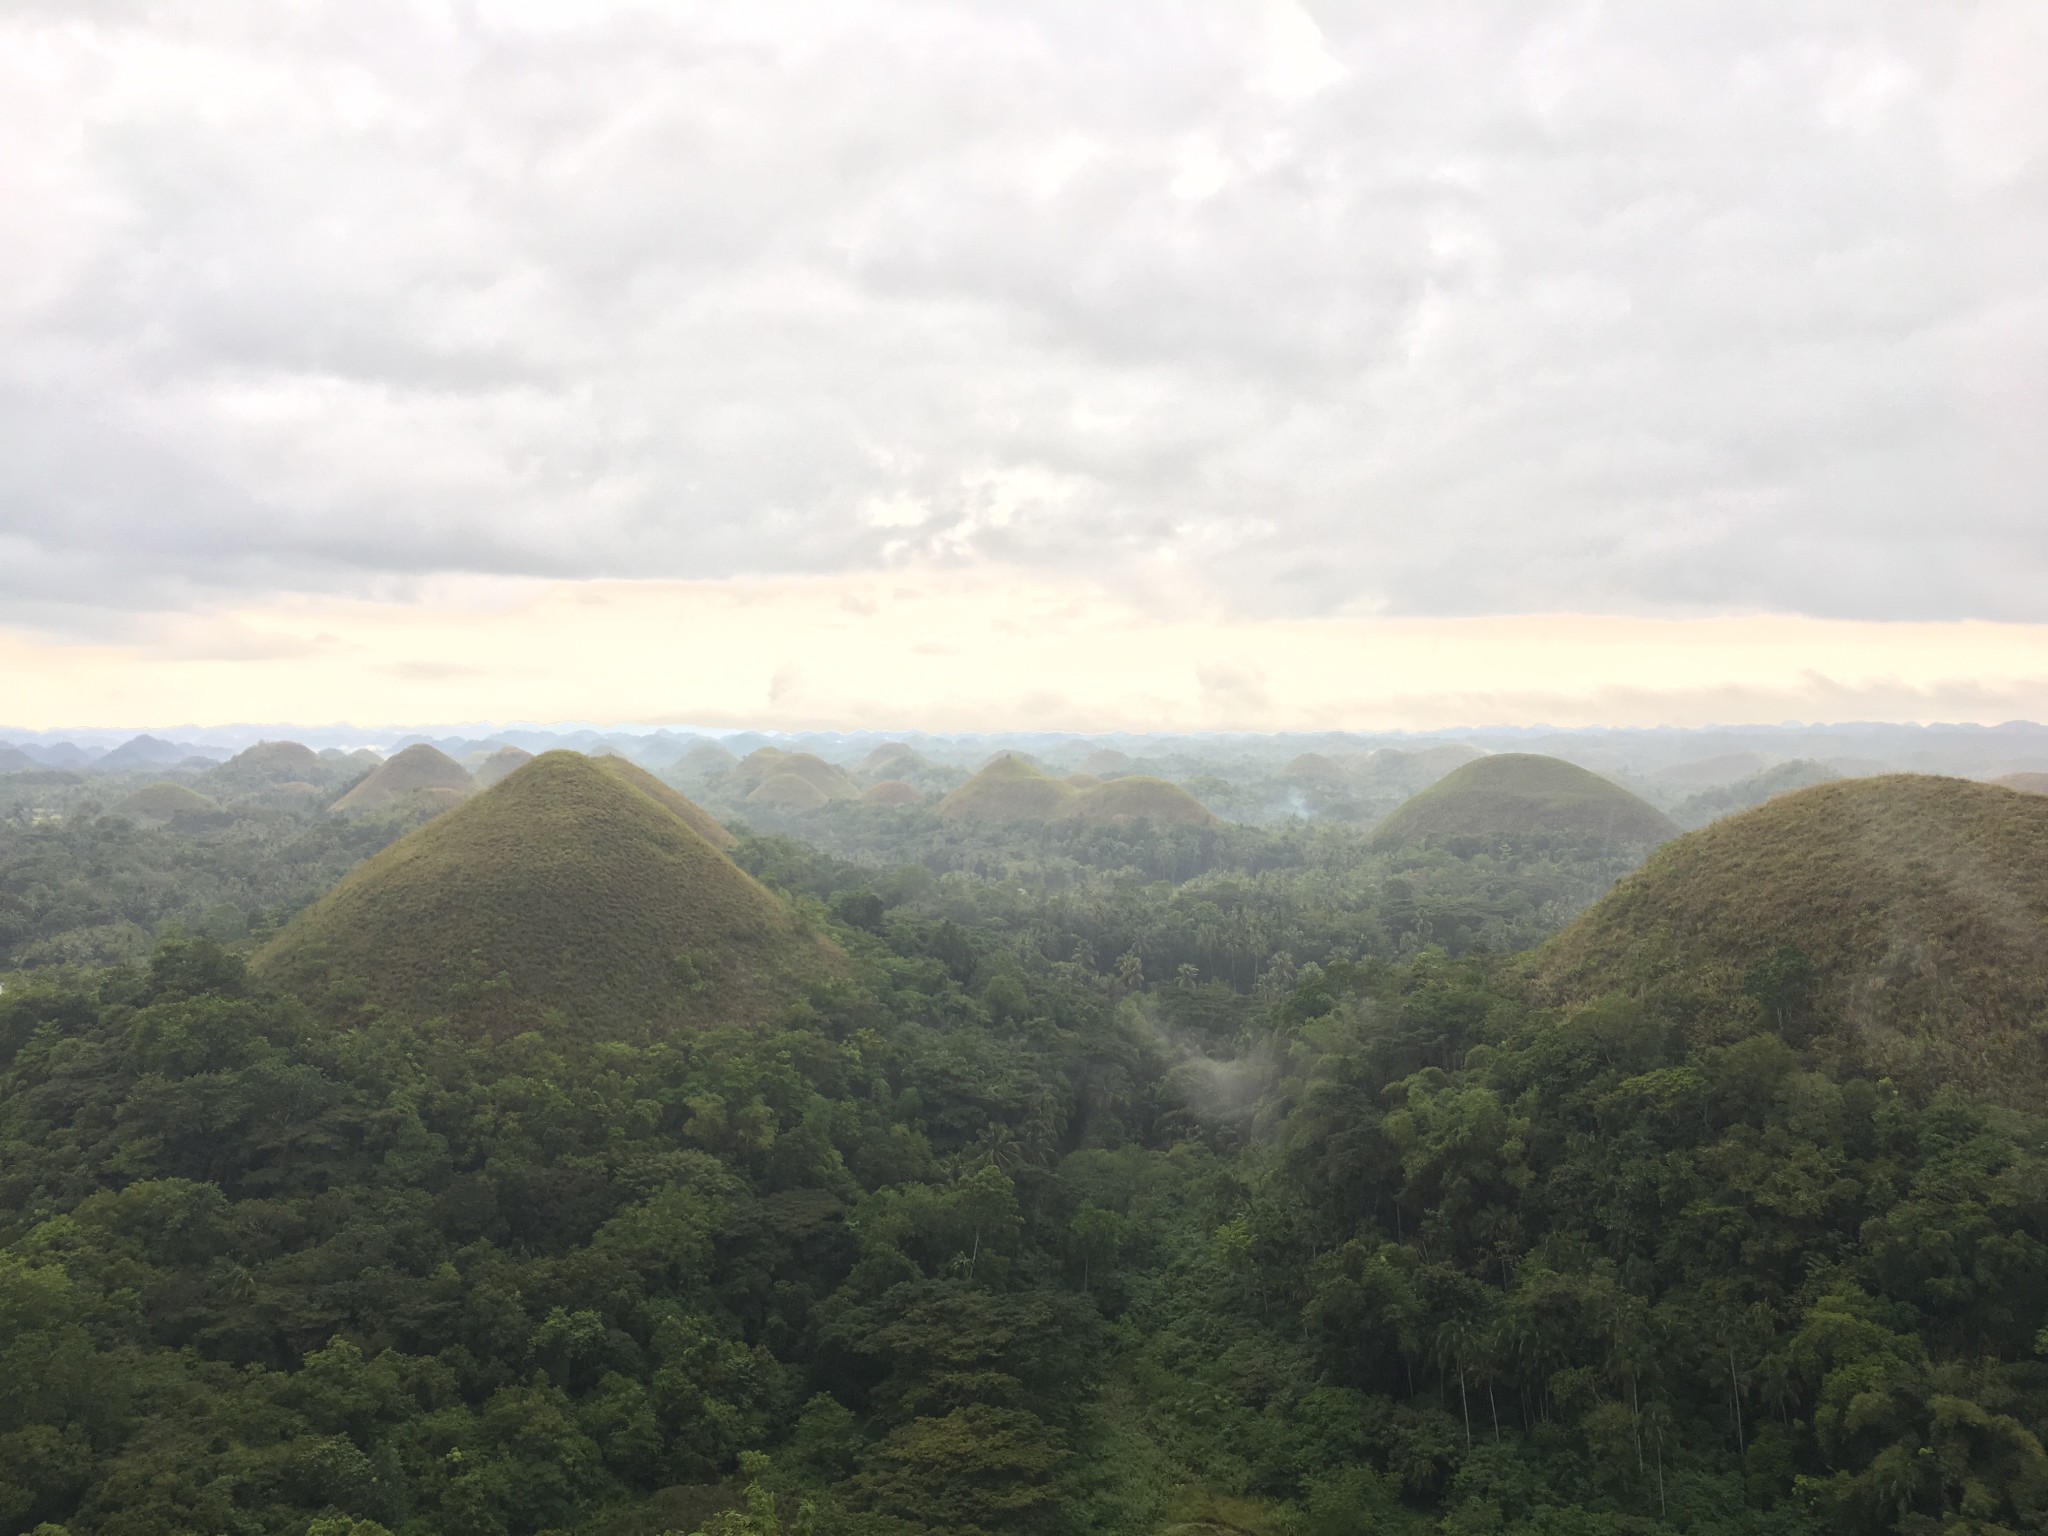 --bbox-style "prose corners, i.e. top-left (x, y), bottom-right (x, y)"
top-left (937, 756), bottom-right (1078, 822)
top-left (332, 744), bottom-right (474, 815)
top-left (1531, 775), bottom-right (2048, 1106)
top-left (1062, 776), bottom-right (1218, 827)
top-left (595, 755), bottom-right (739, 849)
top-left (1371, 754), bottom-right (1677, 848)
top-left (257, 751), bottom-right (837, 1034)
